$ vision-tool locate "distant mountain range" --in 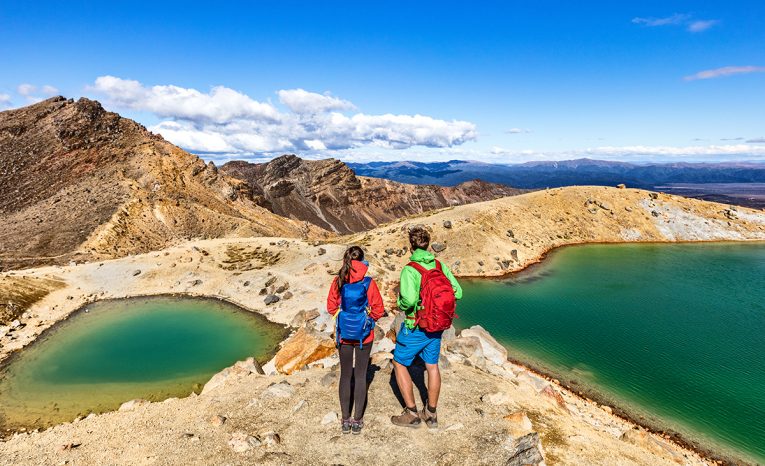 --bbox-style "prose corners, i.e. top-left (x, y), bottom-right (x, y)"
top-left (348, 159), bottom-right (765, 189)
top-left (349, 159), bottom-right (765, 208)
